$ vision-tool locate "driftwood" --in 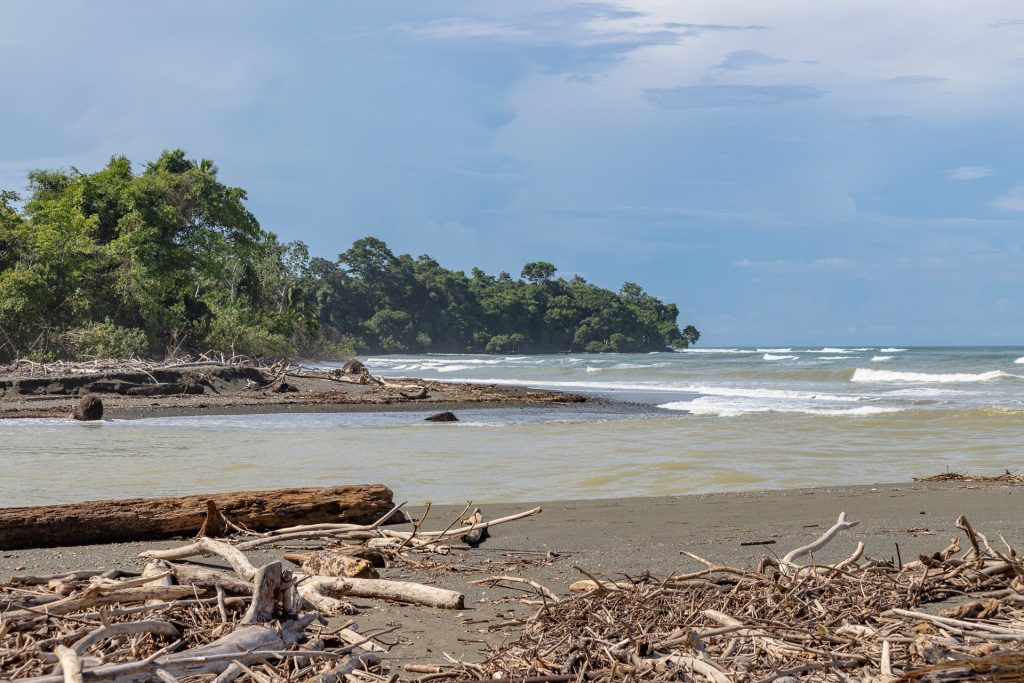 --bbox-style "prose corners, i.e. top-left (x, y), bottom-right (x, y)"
top-left (0, 484), bottom-right (394, 549)
top-left (295, 550), bottom-right (380, 579)
top-left (170, 564), bottom-right (253, 595)
top-left (125, 382), bottom-right (204, 396)
top-left (297, 576), bottom-right (465, 610)
top-left (0, 499), bottom-right (552, 682)
top-left (461, 508), bottom-right (488, 546)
